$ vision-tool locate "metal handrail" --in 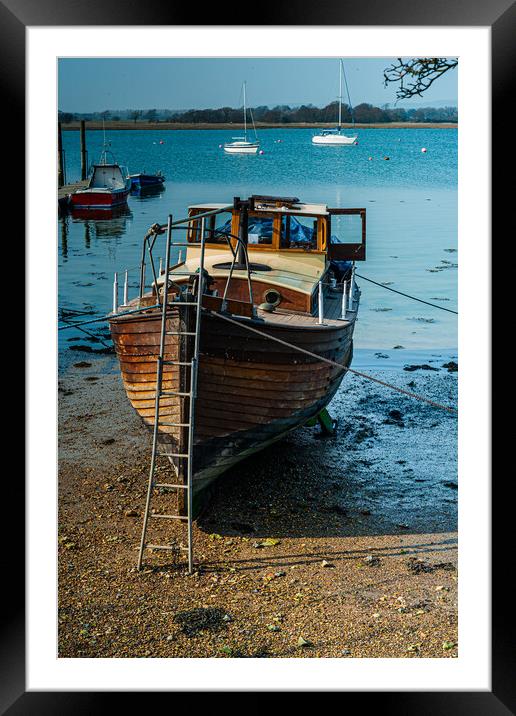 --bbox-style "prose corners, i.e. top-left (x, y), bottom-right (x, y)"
top-left (170, 205), bottom-right (233, 227)
top-left (138, 206), bottom-right (233, 299)
top-left (113, 204), bottom-right (255, 313)
top-left (138, 205), bottom-right (255, 308)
